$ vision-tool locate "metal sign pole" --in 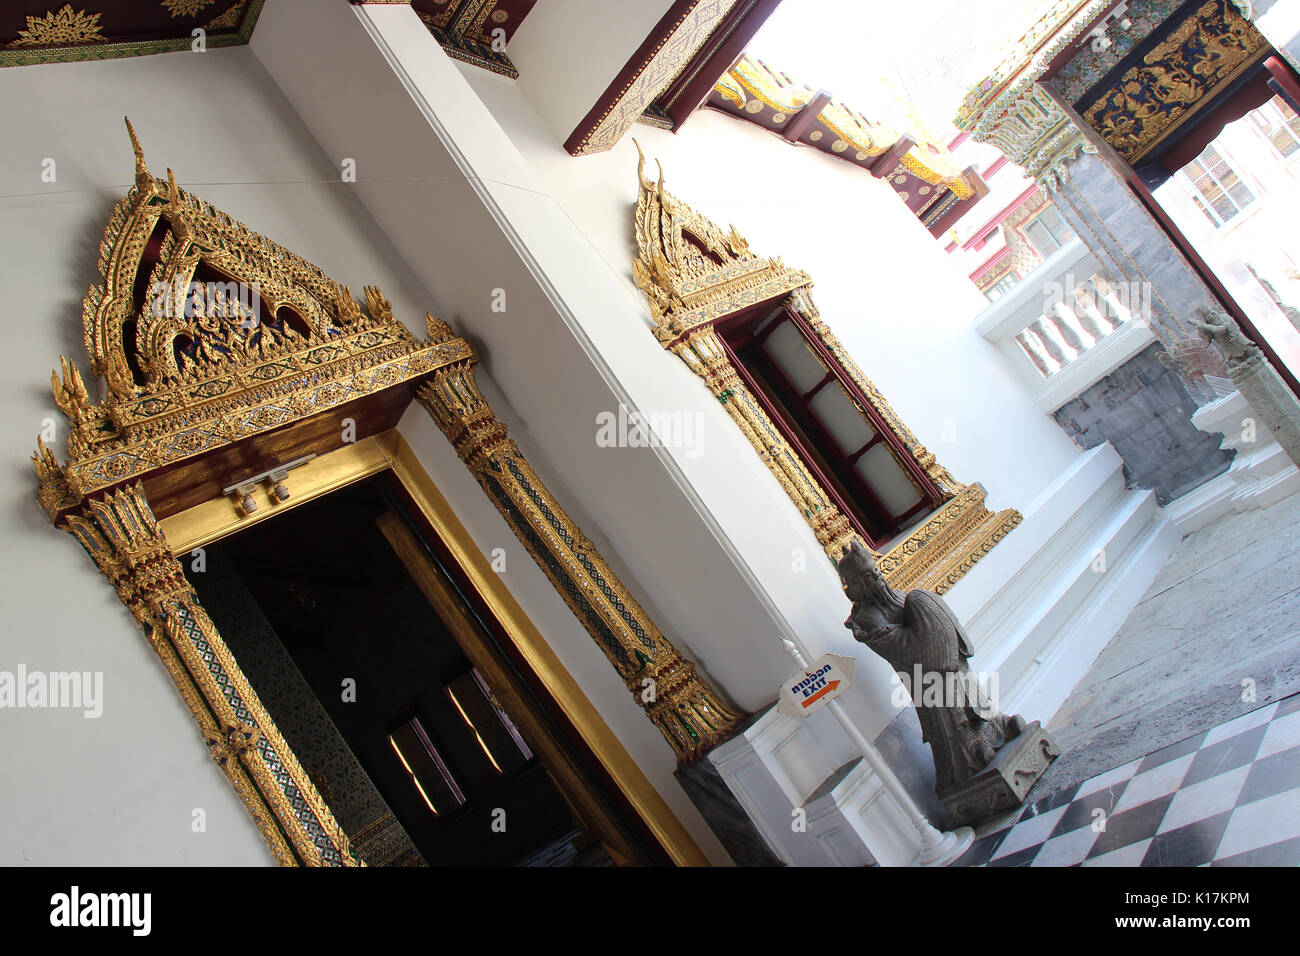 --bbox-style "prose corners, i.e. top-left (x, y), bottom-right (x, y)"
top-left (782, 640), bottom-right (974, 866)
